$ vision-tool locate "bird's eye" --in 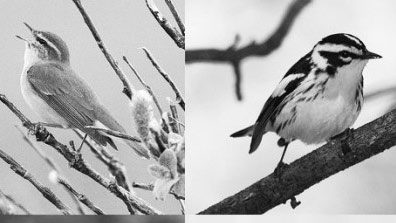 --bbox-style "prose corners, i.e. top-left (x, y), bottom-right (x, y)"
top-left (36, 37), bottom-right (47, 45)
top-left (340, 51), bottom-right (350, 58)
